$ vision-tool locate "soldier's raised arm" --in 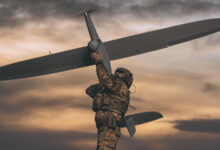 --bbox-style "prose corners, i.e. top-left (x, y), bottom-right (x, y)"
top-left (90, 53), bottom-right (120, 93)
